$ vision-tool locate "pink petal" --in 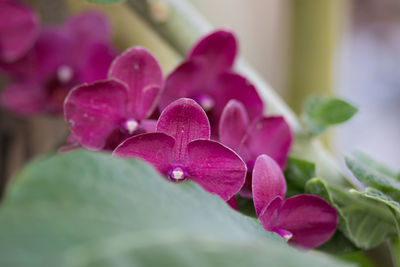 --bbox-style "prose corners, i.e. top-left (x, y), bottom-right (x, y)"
top-left (109, 47), bottom-right (163, 118)
top-left (136, 85), bottom-right (162, 120)
top-left (277, 195), bottom-right (338, 249)
top-left (140, 119), bottom-right (157, 133)
top-left (259, 196), bottom-right (283, 230)
top-left (1, 82), bottom-right (45, 116)
top-left (64, 80), bottom-right (128, 150)
top-left (0, 0), bottom-right (39, 62)
top-left (227, 196), bottom-right (238, 210)
top-left (219, 100), bottom-right (249, 151)
top-left (157, 98), bottom-right (210, 163)
top-left (113, 132), bottom-right (175, 176)
top-left (159, 60), bottom-right (205, 110)
top-left (63, 11), bottom-right (112, 65)
top-left (252, 155), bottom-right (286, 216)
top-left (188, 29), bottom-right (237, 73)
top-left (64, 11), bottom-right (111, 44)
top-left (0, 27), bottom-right (67, 81)
top-left (59, 134), bottom-right (81, 152)
top-left (187, 140), bottom-right (246, 201)
top-left (79, 42), bottom-right (116, 83)
top-left (241, 116), bottom-right (293, 170)
top-left (209, 72), bottom-right (263, 128)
